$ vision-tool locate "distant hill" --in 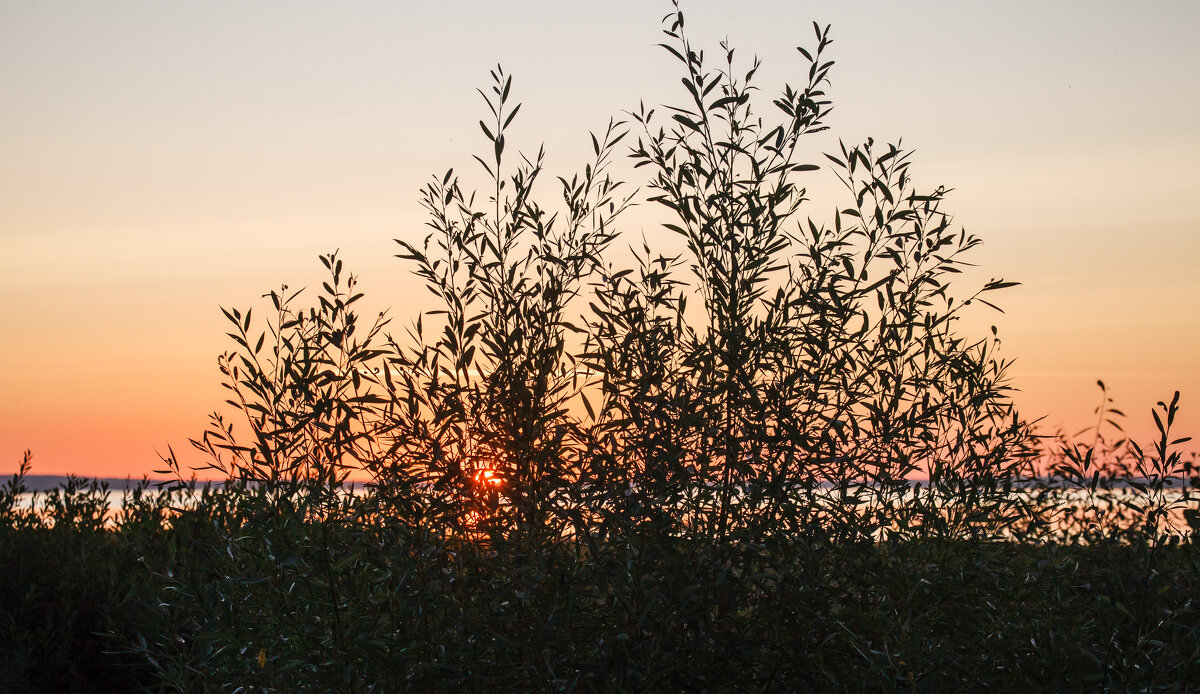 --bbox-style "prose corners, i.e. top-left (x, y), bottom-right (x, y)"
top-left (8, 475), bottom-right (178, 492)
